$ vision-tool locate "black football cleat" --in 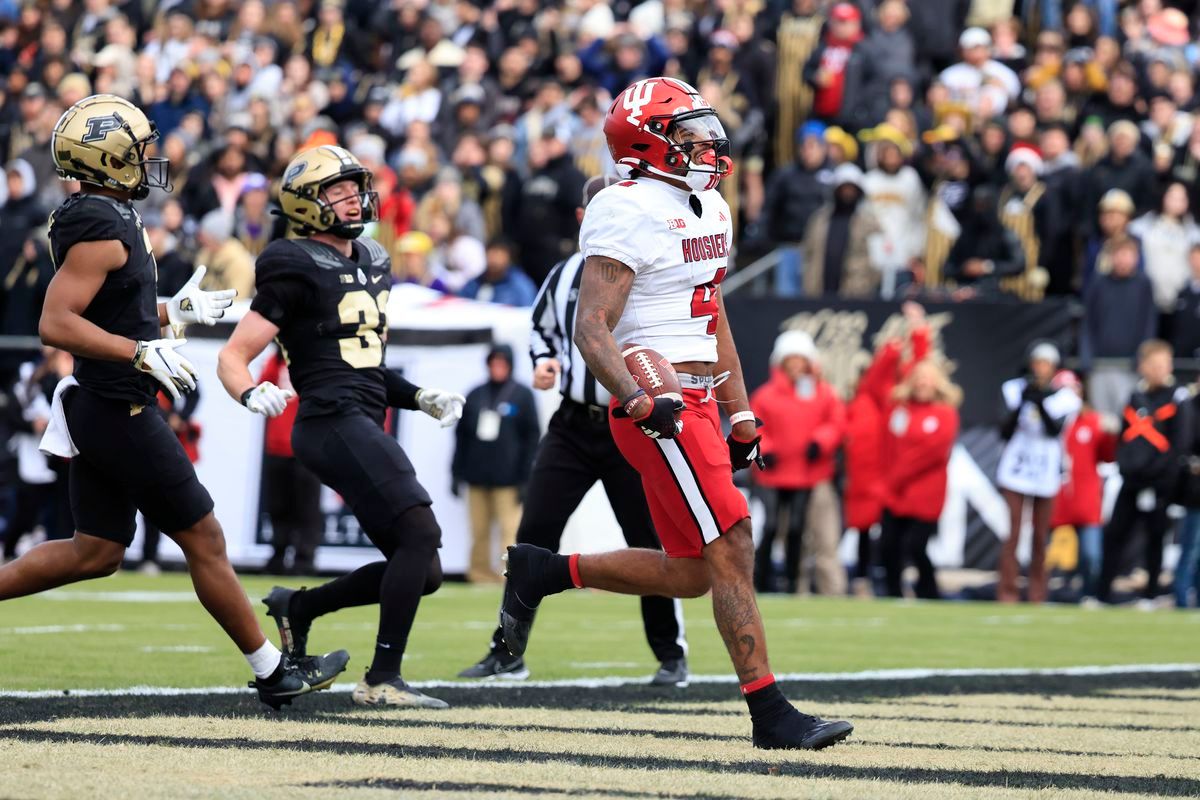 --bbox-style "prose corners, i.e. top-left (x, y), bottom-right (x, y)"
top-left (650, 657), bottom-right (689, 688)
top-left (458, 650), bottom-right (530, 680)
top-left (499, 544), bottom-right (551, 657)
top-left (263, 586), bottom-right (310, 658)
top-left (752, 706), bottom-right (854, 750)
top-left (250, 650), bottom-right (350, 710)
